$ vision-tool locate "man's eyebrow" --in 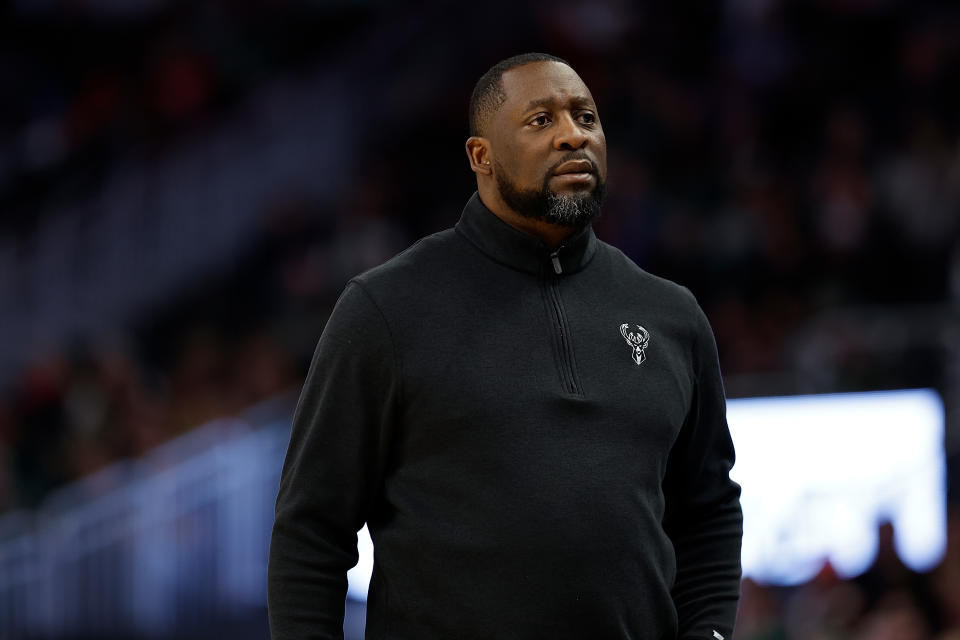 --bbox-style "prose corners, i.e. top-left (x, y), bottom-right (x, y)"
top-left (522, 95), bottom-right (595, 113)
